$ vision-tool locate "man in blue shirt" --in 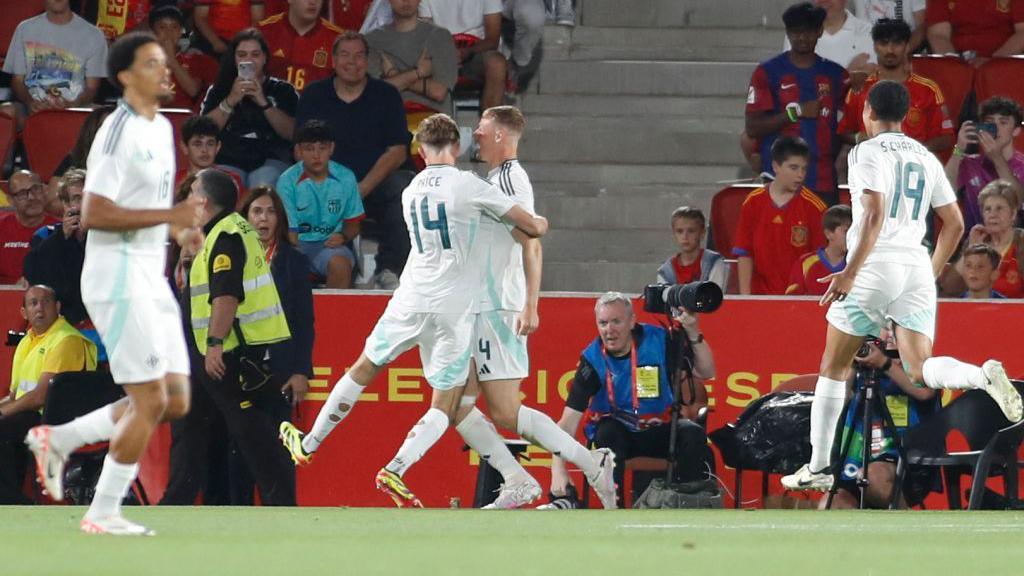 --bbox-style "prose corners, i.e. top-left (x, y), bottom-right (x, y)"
top-left (277, 120), bottom-right (365, 288)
